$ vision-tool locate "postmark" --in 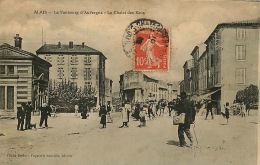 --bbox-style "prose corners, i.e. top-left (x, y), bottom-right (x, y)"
top-left (122, 18), bottom-right (170, 71)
